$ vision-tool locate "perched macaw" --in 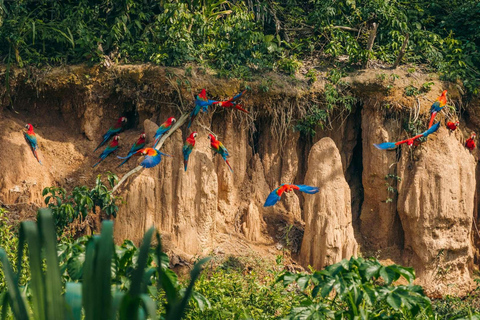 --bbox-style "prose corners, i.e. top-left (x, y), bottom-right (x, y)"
top-left (446, 121), bottom-right (459, 131)
top-left (187, 89), bottom-right (218, 128)
top-left (183, 132), bottom-right (197, 171)
top-left (428, 90), bottom-right (448, 129)
top-left (116, 133), bottom-right (146, 167)
top-left (92, 135), bottom-right (120, 168)
top-left (264, 184), bottom-right (319, 207)
top-left (24, 123), bottom-right (42, 165)
top-left (212, 90), bottom-right (249, 113)
top-left (208, 134), bottom-right (233, 172)
top-left (466, 132), bottom-right (476, 151)
top-left (153, 117), bottom-right (176, 147)
top-left (94, 117), bottom-right (127, 152)
top-left (374, 122), bottom-right (440, 150)
top-left (129, 148), bottom-right (171, 168)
